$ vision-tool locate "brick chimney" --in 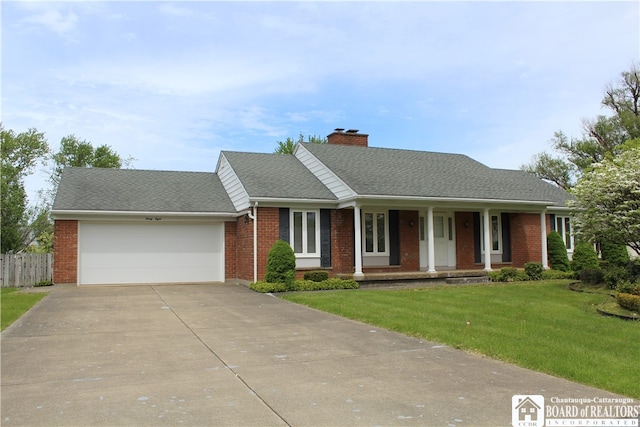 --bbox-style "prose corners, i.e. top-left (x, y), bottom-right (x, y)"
top-left (327, 128), bottom-right (368, 147)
